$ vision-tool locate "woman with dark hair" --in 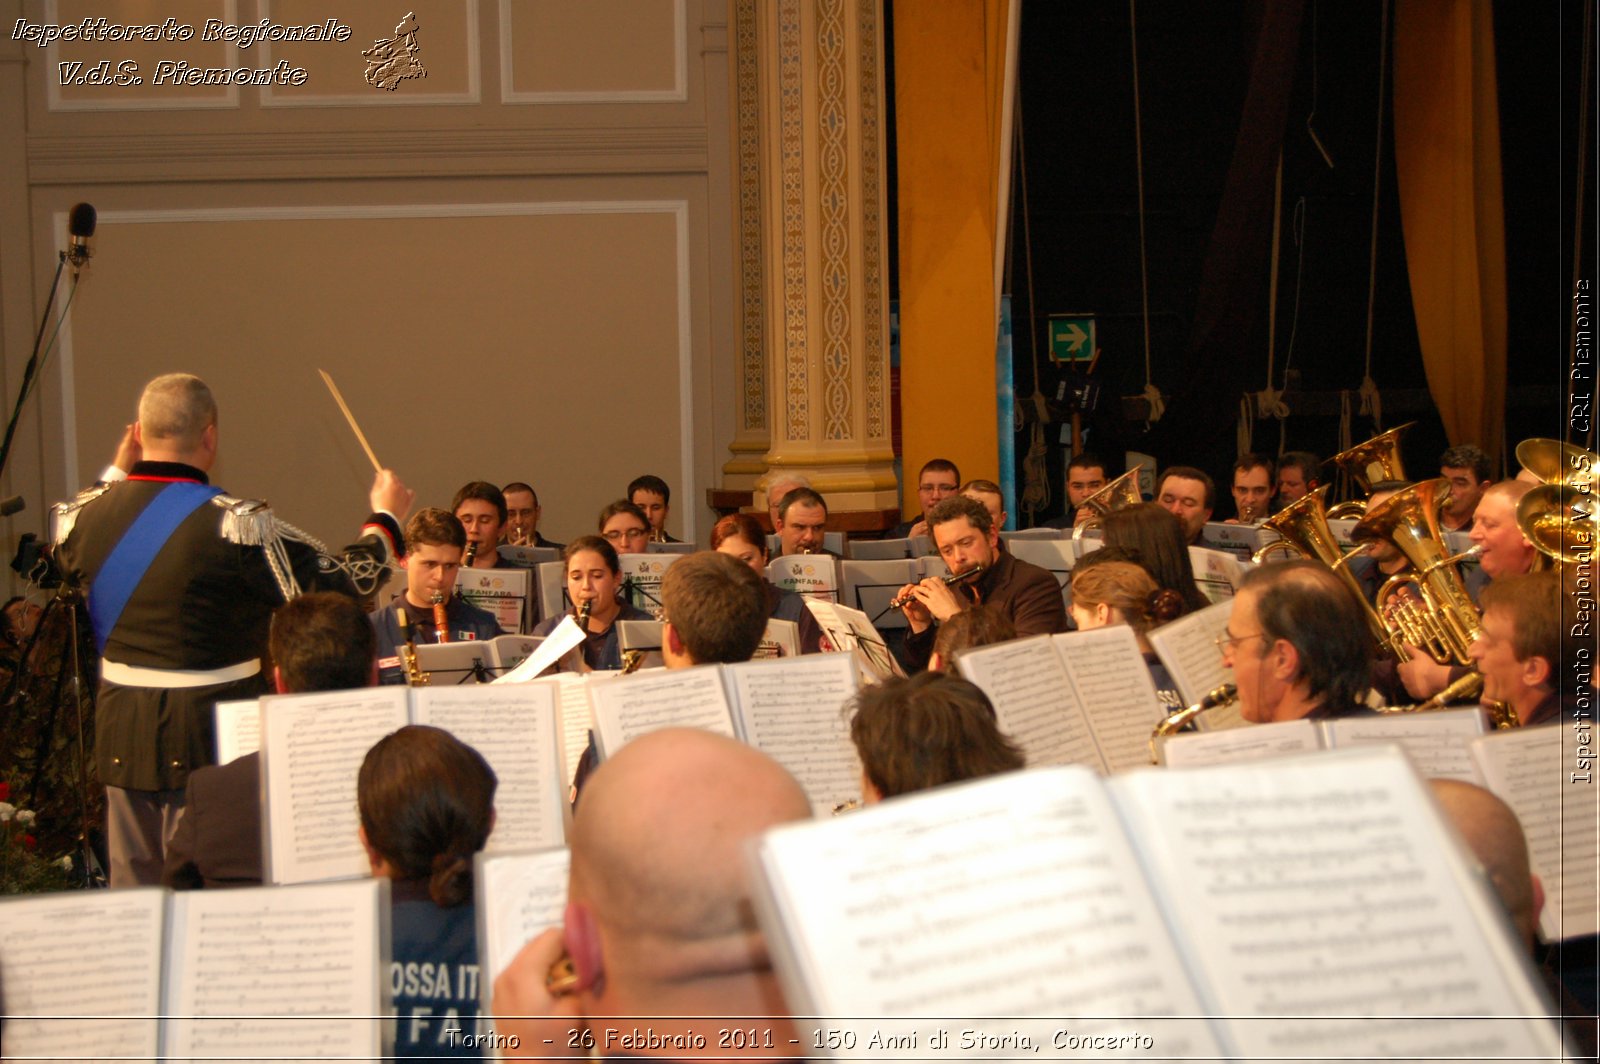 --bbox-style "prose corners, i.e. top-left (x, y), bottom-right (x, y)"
top-left (1100, 503), bottom-right (1210, 614)
top-left (531, 535), bottom-right (653, 671)
top-left (847, 672), bottom-right (1024, 801)
top-left (358, 725), bottom-right (496, 1059)
top-left (1068, 559), bottom-right (1186, 711)
top-left (710, 513), bottom-right (825, 654)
